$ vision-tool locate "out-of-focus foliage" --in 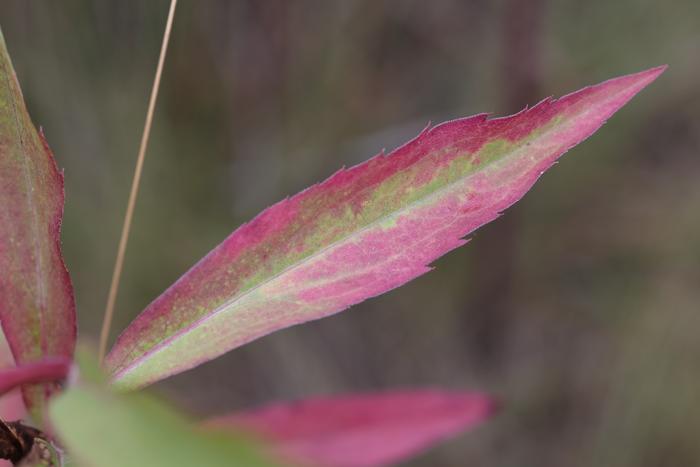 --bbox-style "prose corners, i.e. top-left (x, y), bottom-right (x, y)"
top-left (0, 1), bottom-right (697, 466)
top-left (210, 390), bottom-right (495, 467)
top-left (50, 351), bottom-right (279, 467)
